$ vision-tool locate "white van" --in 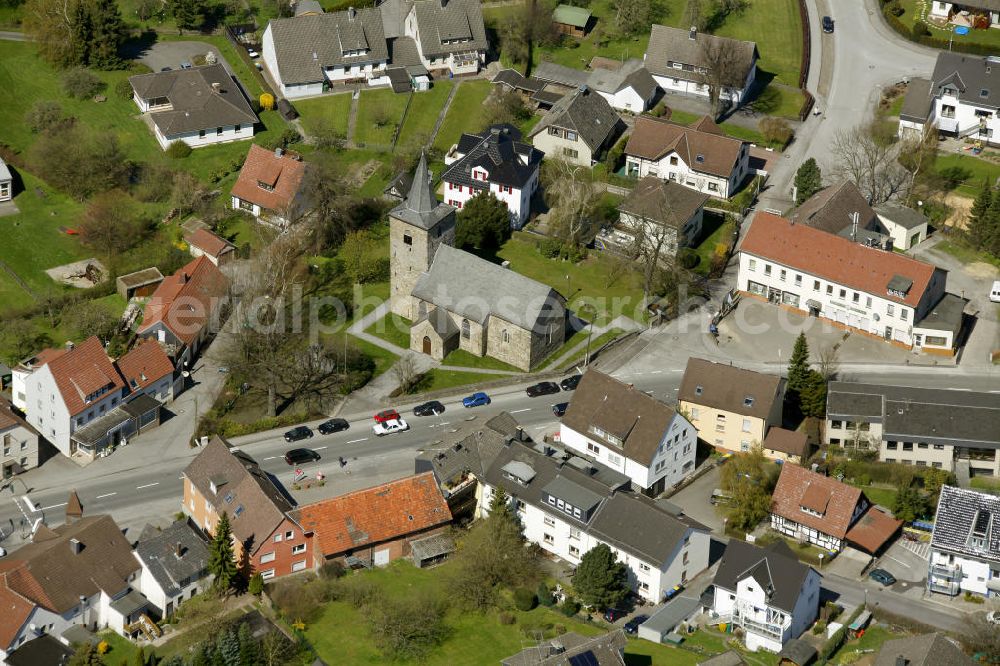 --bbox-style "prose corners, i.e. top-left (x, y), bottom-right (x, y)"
top-left (991, 280), bottom-right (1000, 303)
